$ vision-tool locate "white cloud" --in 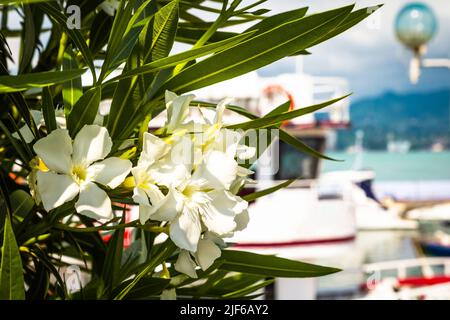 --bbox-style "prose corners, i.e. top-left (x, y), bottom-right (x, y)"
top-left (259, 0), bottom-right (450, 99)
